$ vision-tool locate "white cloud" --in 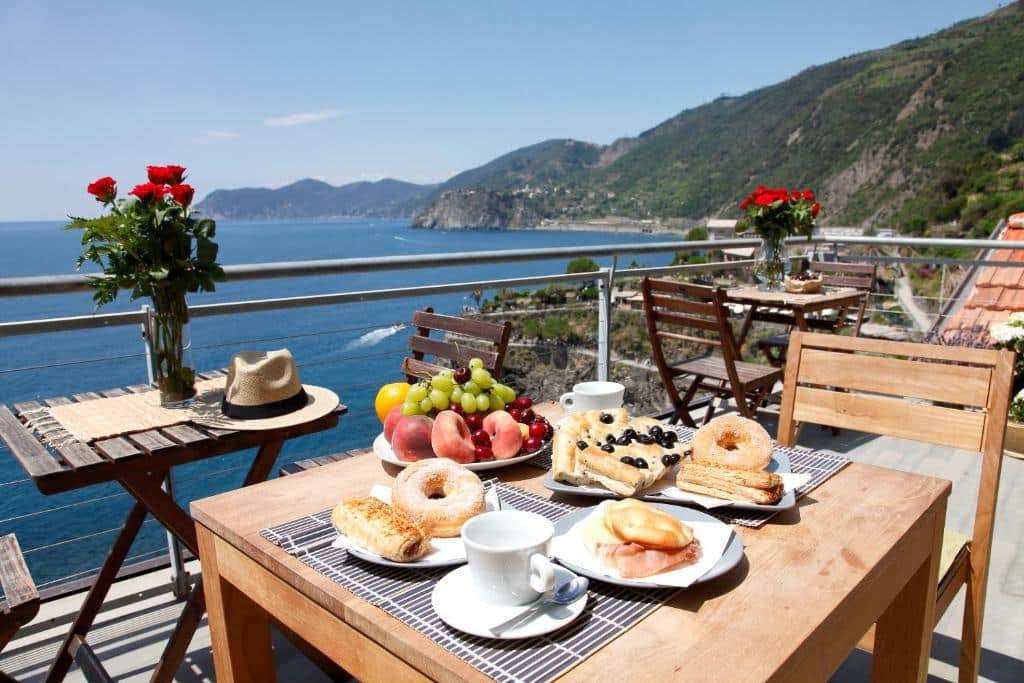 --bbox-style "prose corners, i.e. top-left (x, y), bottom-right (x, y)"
top-left (205, 130), bottom-right (239, 139)
top-left (263, 110), bottom-right (340, 127)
